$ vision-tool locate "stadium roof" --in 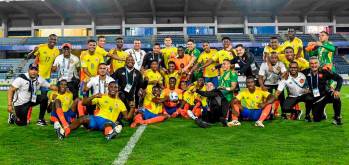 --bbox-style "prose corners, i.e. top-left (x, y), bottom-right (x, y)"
top-left (0, 0), bottom-right (348, 19)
